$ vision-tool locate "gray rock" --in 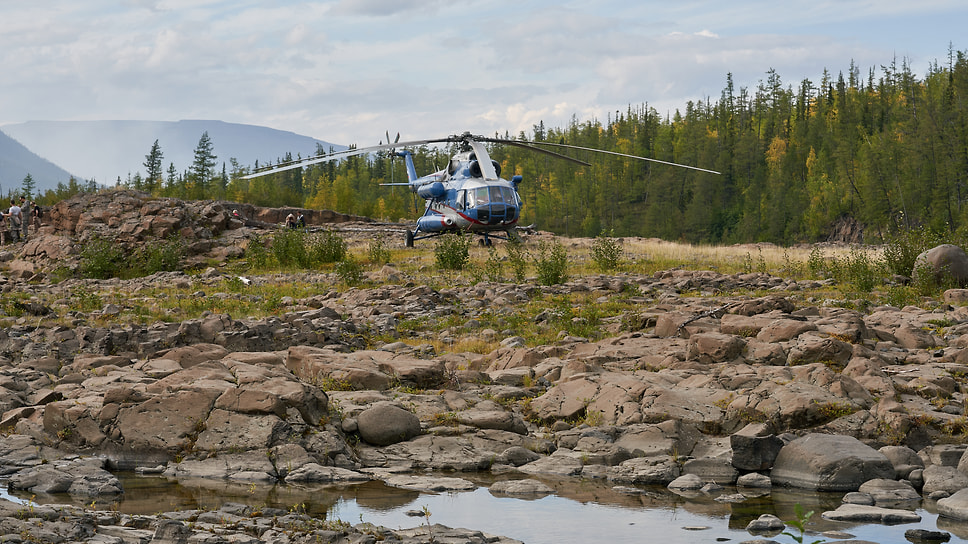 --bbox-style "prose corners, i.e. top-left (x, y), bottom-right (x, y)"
top-left (730, 423), bottom-right (784, 471)
top-left (937, 488), bottom-right (968, 521)
top-left (384, 475), bottom-right (476, 492)
top-left (923, 465), bottom-right (968, 496)
top-left (668, 473), bottom-right (704, 490)
top-left (821, 503), bottom-right (921, 523)
top-left (770, 433), bottom-right (894, 491)
top-left (737, 472), bottom-right (772, 488)
top-left (914, 244), bottom-right (968, 287)
top-left (357, 403), bottom-right (421, 446)
top-left (489, 479), bottom-right (554, 495)
top-left (682, 456), bottom-right (738, 484)
top-left (746, 513), bottom-right (785, 533)
top-left (858, 478), bottom-right (920, 506)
